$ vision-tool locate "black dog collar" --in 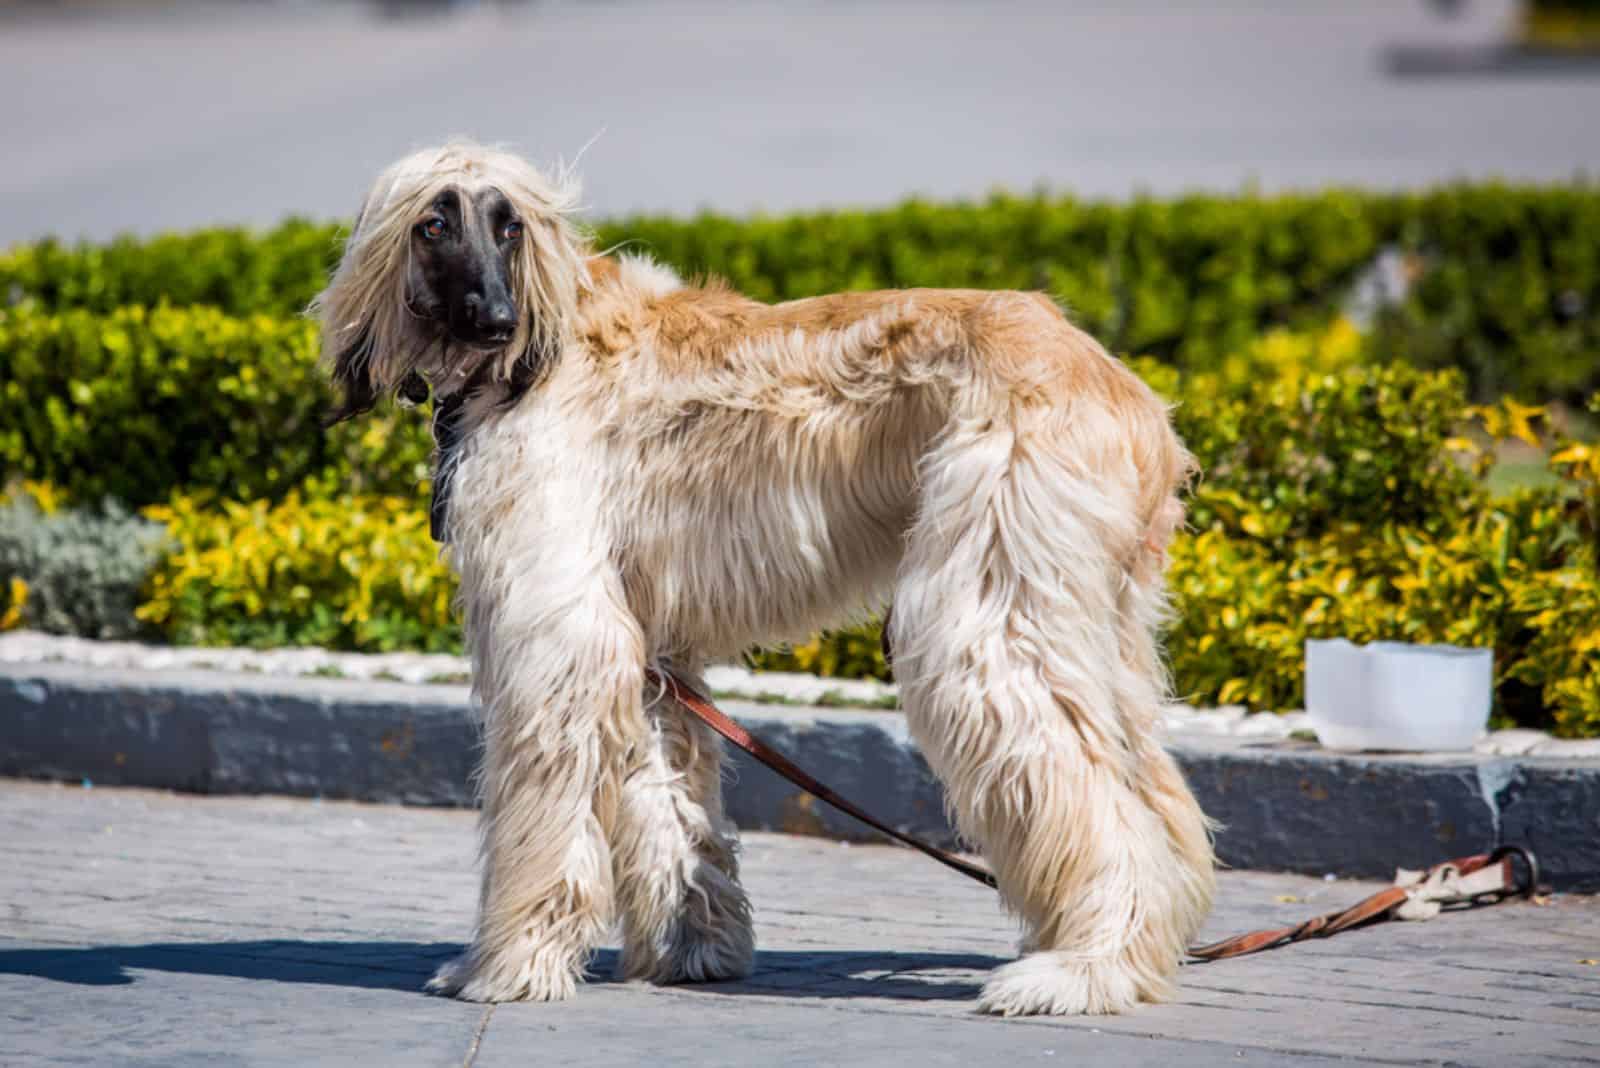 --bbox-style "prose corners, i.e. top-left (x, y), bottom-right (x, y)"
top-left (430, 392), bottom-right (466, 544)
